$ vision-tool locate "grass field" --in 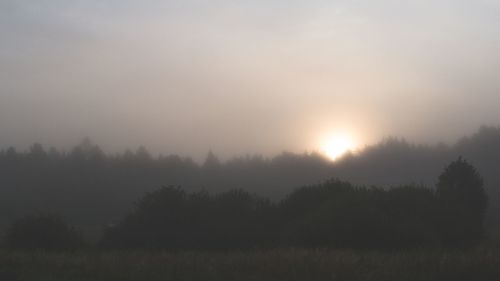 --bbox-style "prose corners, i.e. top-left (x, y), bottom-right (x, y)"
top-left (1, 248), bottom-right (500, 281)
